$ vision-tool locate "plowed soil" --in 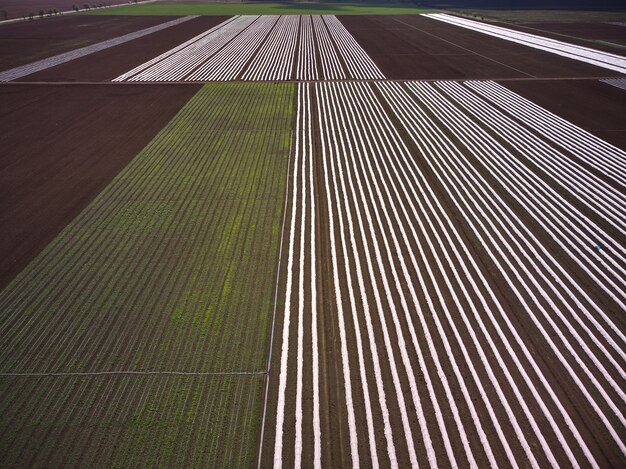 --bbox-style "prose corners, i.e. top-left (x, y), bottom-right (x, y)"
top-left (21, 16), bottom-right (231, 81)
top-left (339, 15), bottom-right (625, 79)
top-left (518, 22), bottom-right (626, 41)
top-left (502, 79), bottom-right (626, 150)
top-left (0, 14), bottom-right (178, 71)
top-left (492, 21), bottom-right (626, 55)
top-left (0, 83), bottom-right (200, 289)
